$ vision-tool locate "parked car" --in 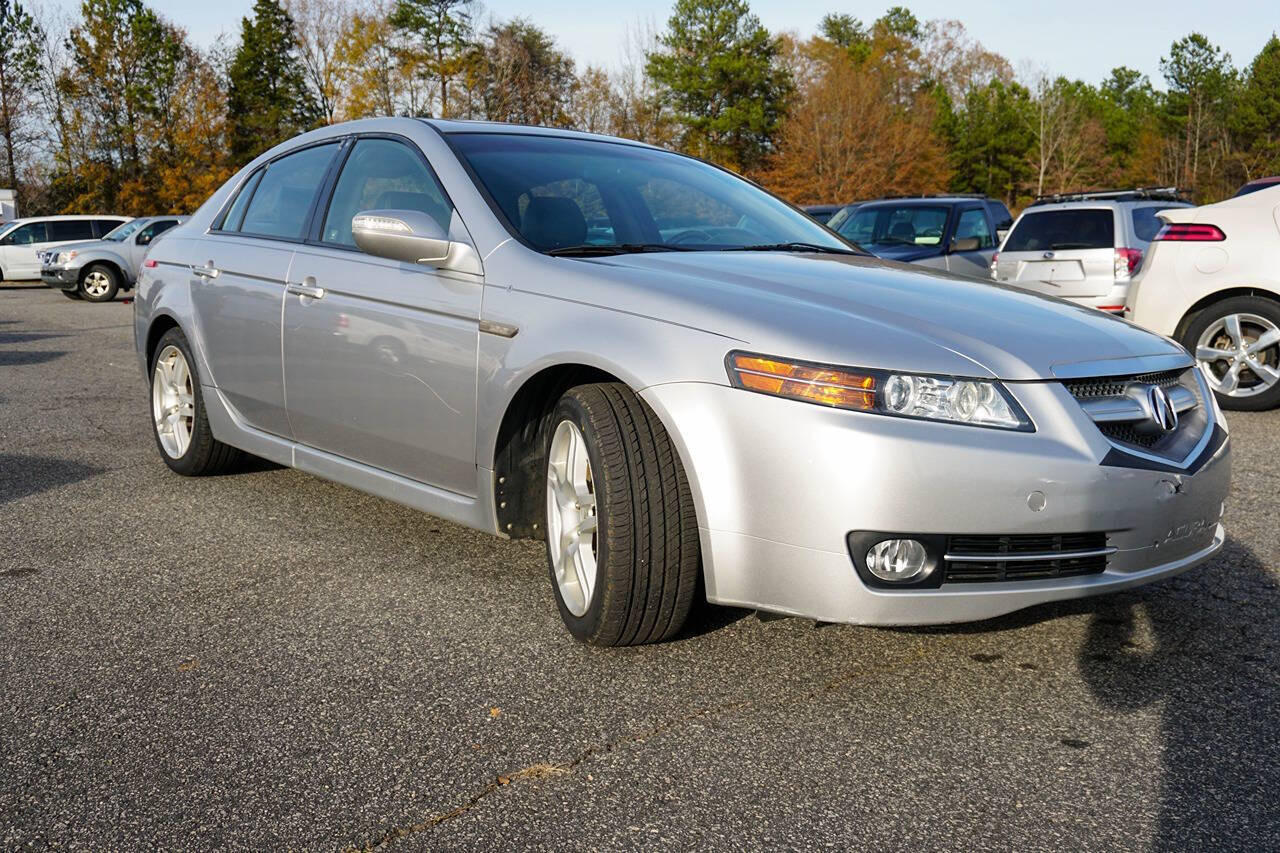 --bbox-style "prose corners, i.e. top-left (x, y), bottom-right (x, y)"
top-left (134, 119), bottom-right (1229, 645)
top-left (40, 216), bottom-right (186, 301)
top-left (821, 201), bottom-right (864, 234)
top-left (0, 215), bottom-right (129, 281)
top-left (827, 195), bottom-right (1012, 276)
top-left (1126, 185), bottom-right (1280, 410)
top-left (1233, 176), bottom-right (1280, 197)
top-left (803, 204), bottom-right (845, 224)
top-left (991, 188), bottom-right (1194, 315)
